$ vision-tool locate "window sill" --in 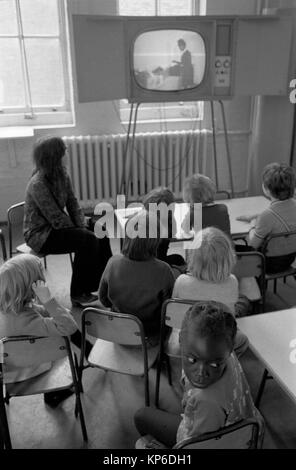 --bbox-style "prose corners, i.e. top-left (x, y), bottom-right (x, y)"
top-left (0, 127), bottom-right (34, 139)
